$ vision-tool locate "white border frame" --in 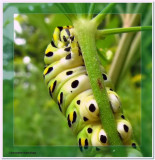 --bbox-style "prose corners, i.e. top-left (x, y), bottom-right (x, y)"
top-left (0, 0), bottom-right (154, 160)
